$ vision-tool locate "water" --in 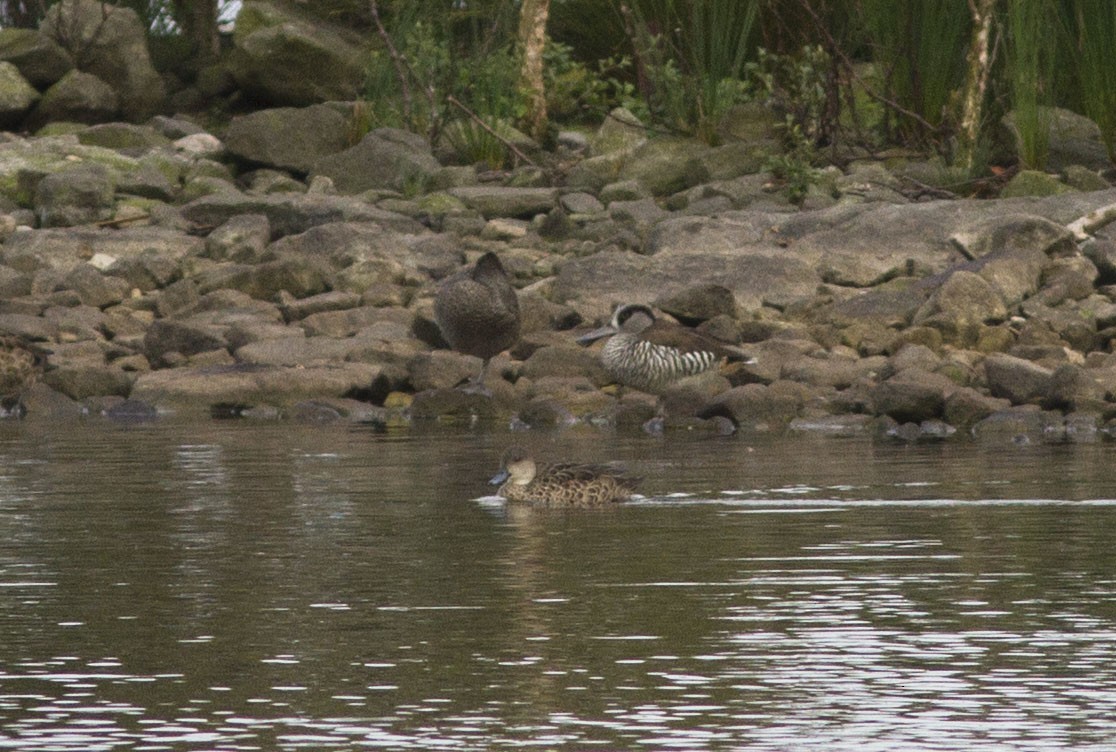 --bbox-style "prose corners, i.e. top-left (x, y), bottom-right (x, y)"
top-left (2, 420), bottom-right (1116, 750)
